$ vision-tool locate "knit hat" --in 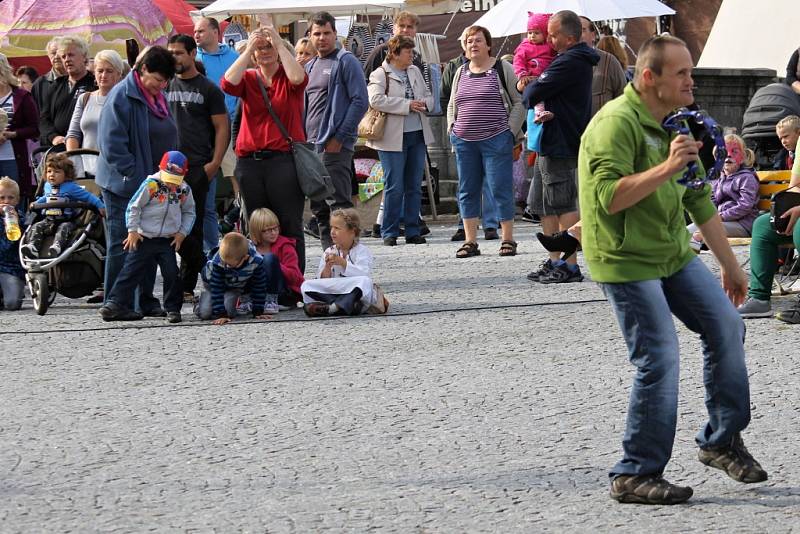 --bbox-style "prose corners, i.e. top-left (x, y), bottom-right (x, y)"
top-left (527, 12), bottom-right (550, 34)
top-left (159, 150), bottom-right (188, 185)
